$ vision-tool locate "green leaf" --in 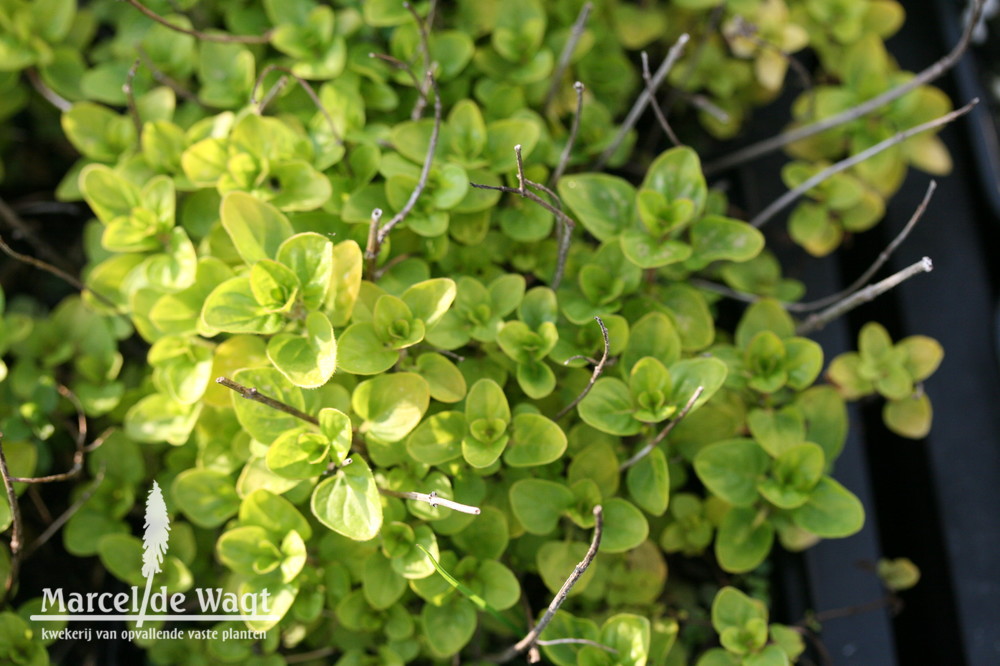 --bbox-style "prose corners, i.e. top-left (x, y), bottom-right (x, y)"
top-left (407, 411), bottom-right (466, 465)
top-left (421, 596), bottom-right (478, 658)
top-left (336, 322), bottom-right (399, 375)
top-left (172, 468), bottom-right (239, 528)
top-left (599, 498), bottom-right (649, 553)
top-left (221, 192), bottom-right (295, 265)
top-left (217, 525), bottom-right (282, 576)
top-left (62, 102), bottom-right (136, 162)
top-left (897, 335), bottom-right (943, 382)
top-left (620, 230), bottom-right (691, 269)
top-left (623, 312), bottom-right (681, 372)
top-left (784, 337), bottom-right (823, 389)
top-left (599, 613), bottom-right (651, 666)
top-left (883, 393), bottom-right (933, 439)
top-left (402, 278), bottom-right (457, 328)
top-left (669, 357), bottom-right (729, 412)
top-left (537, 541), bottom-right (597, 597)
top-left (267, 311), bottom-right (337, 388)
top-left (124, 393), bottom-right (201, 445)
top-left (266, 427), bottom-right (330, 479)
top-left (715, 506), bottom-right (774, 573)
top-left (239, 489), bottom-right (313, 542)
top-left (689, 215), bottom-right (764, 264)
top-left (249, 259), bottom-right (299, 313)
top-left (277, 232), bottom-right (334, 310)
top-left (791, 477), bottom-right (865, 538)
top-left (735, 299), bottom-right (796, 348)
top-left (414, 353), bottom-right (467, 403)
top-left (758, 443), bottom-right (825, 509)
top-left (363, 0), bottom-right (412, 26)
top-left (448, 99), bottom-right (487, 159)
top-left (694, 439), bottom-right (770, 506)
top-left (515, 359), bottom-right (556, 399)
top-left (509, 479), bottom-right (574, 534)
top-left (641, 147), bottom-right (707, 216)
top-left (373, 295), bottom-right (424, 350)
top-left (79, 164), bottom-right (141, 225)
top-left (484, 118), bottom-right (540, 172)
top-left (452, 506), bottom-right (509, 560)
top-left (578, 378), bottom-right (640, 436)
top-left (626, 447), bottom-right (670, 516)
top-left (747, 407), bottom-right (806, 457)
top-left (311, 457), bottom-right (382, 540)
top-left (353, 373), bottom-right (430, 442)
top-left (364, 552), bottom-right (407, 610)
top-left (712, 586), bottom-right (768, 635)
top-left (558, 173), bottom-right (636, 241)
top-left (149, 336), bottom-right (213, 405)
